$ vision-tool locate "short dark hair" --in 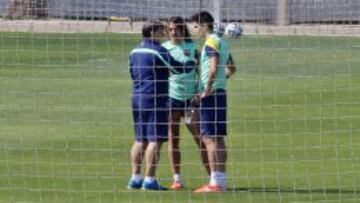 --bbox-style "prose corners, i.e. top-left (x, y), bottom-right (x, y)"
top-left (190, 11), bottom-right (214, 30)
top-left (142, 19), bottom-right (164, 38)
